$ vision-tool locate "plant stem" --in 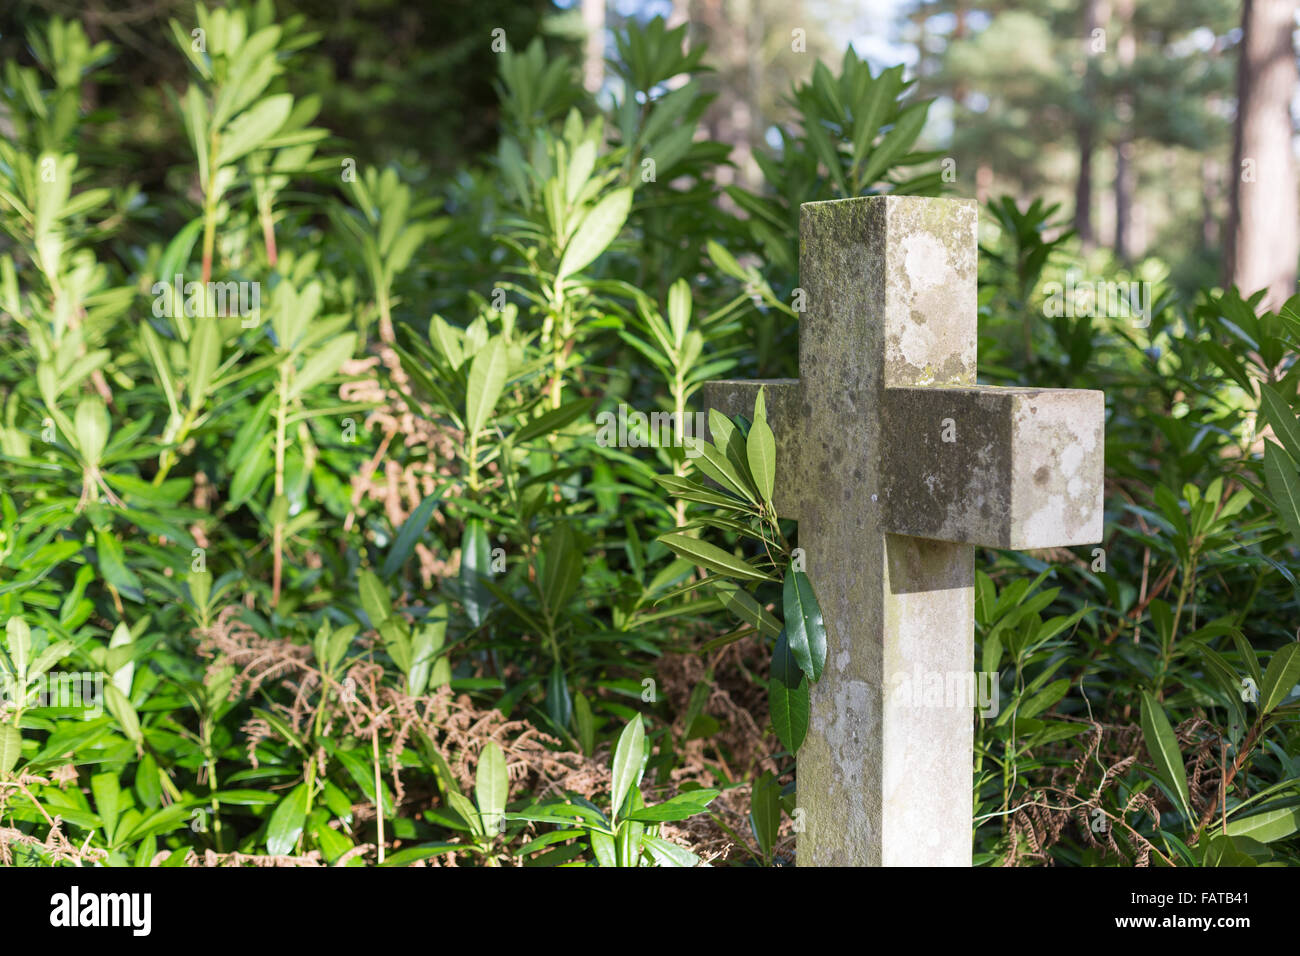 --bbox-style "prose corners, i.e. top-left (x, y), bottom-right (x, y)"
top-left (207, 756), bottom-right (223, 852)
top-left (467, 430), bottom-right (479, 493)
top-left (272, 360), bottom-right (289, 607)
top-left (259, 198), bottom-right (278, 267)
top-left (153, 405), bottom-right (197, 486)
top-left (372, 726), bottom-right (385, 864)
top-left (200, 125), bottom-right (220, 285)
top-left (376, 284), bottom-right (394, 345)
top-left (672, 373), bottom-right (687, 527)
